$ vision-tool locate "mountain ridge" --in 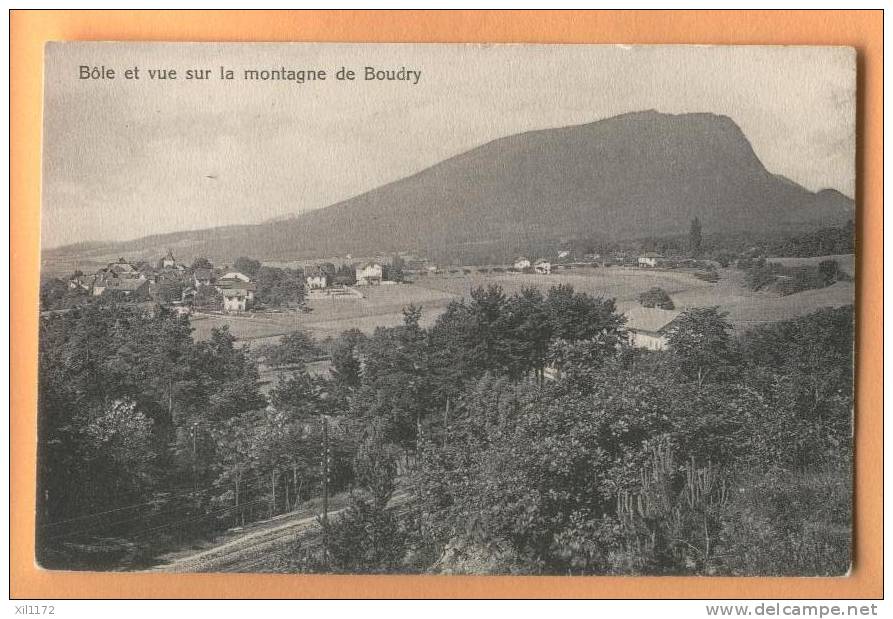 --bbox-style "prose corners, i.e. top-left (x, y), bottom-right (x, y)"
top-left (44, 110), bottom-right (853, 269)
